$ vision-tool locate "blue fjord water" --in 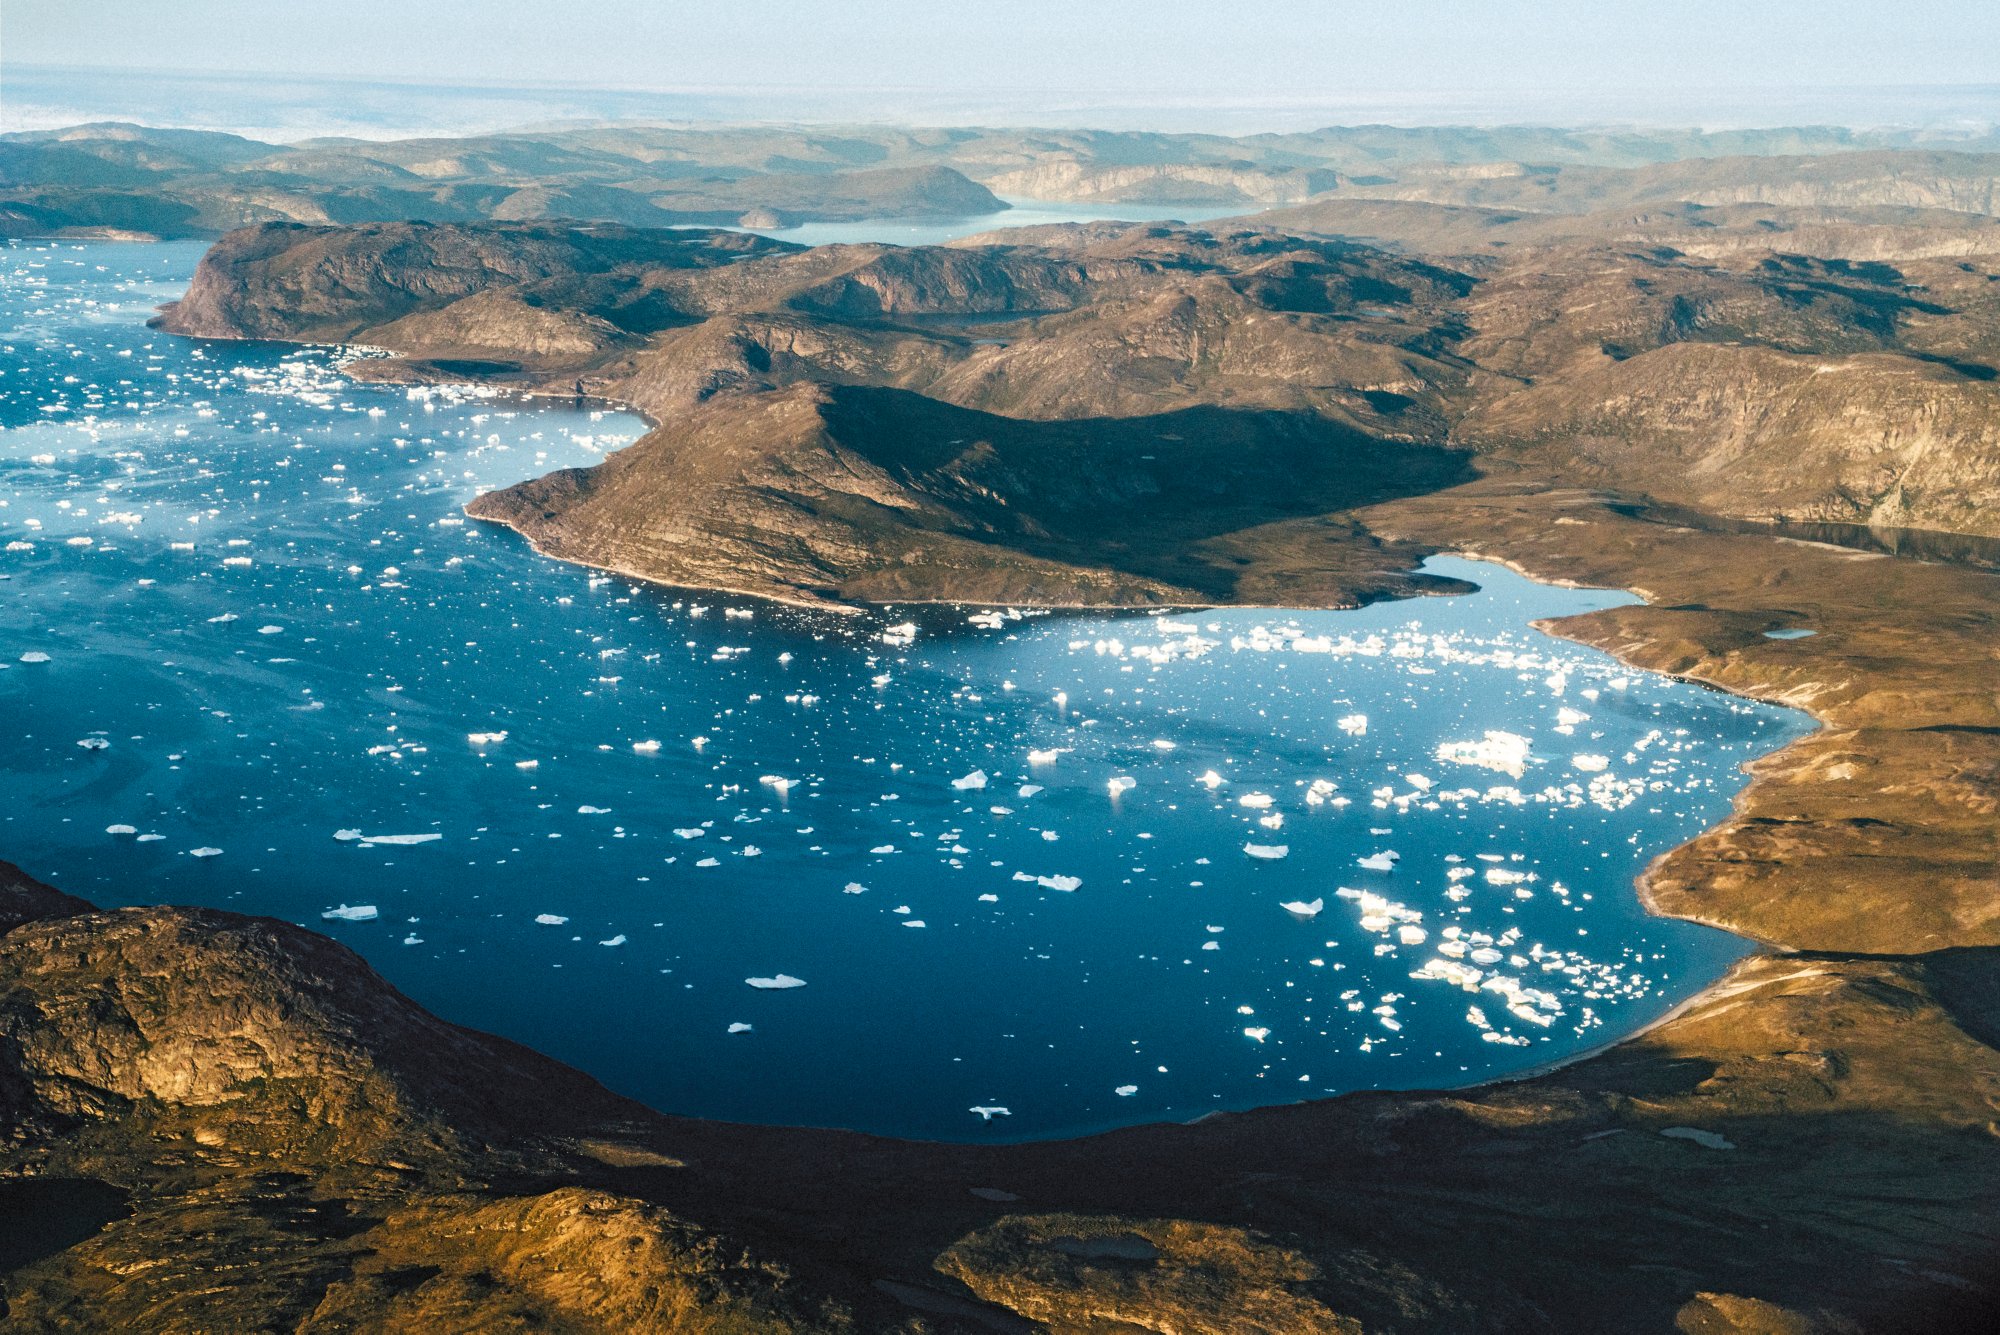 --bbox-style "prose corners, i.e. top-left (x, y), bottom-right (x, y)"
top-left (0, 240), bottom-right (1813, 1141)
